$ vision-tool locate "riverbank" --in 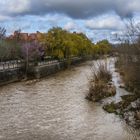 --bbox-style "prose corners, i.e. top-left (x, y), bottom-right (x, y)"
top-left (0, 57), bottom-right (91, 86)
top-left (86, 58), bottom-right (140, 129)
top-left (103, 59), bottom-right (140, 129)
top-left (103, 94), bottom-right (140, 128)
